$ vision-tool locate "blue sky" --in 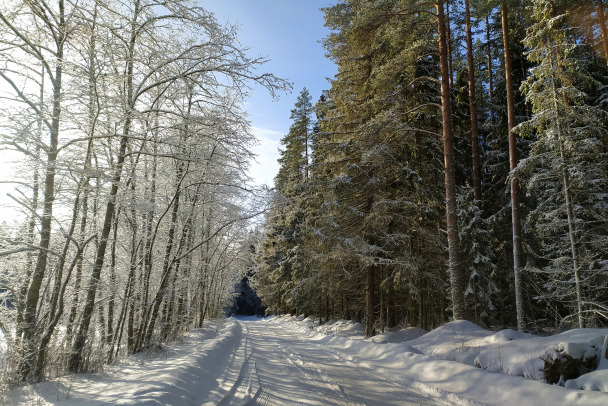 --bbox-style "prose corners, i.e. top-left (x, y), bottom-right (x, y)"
top-left (201, 0), bottom-right (338, 186)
